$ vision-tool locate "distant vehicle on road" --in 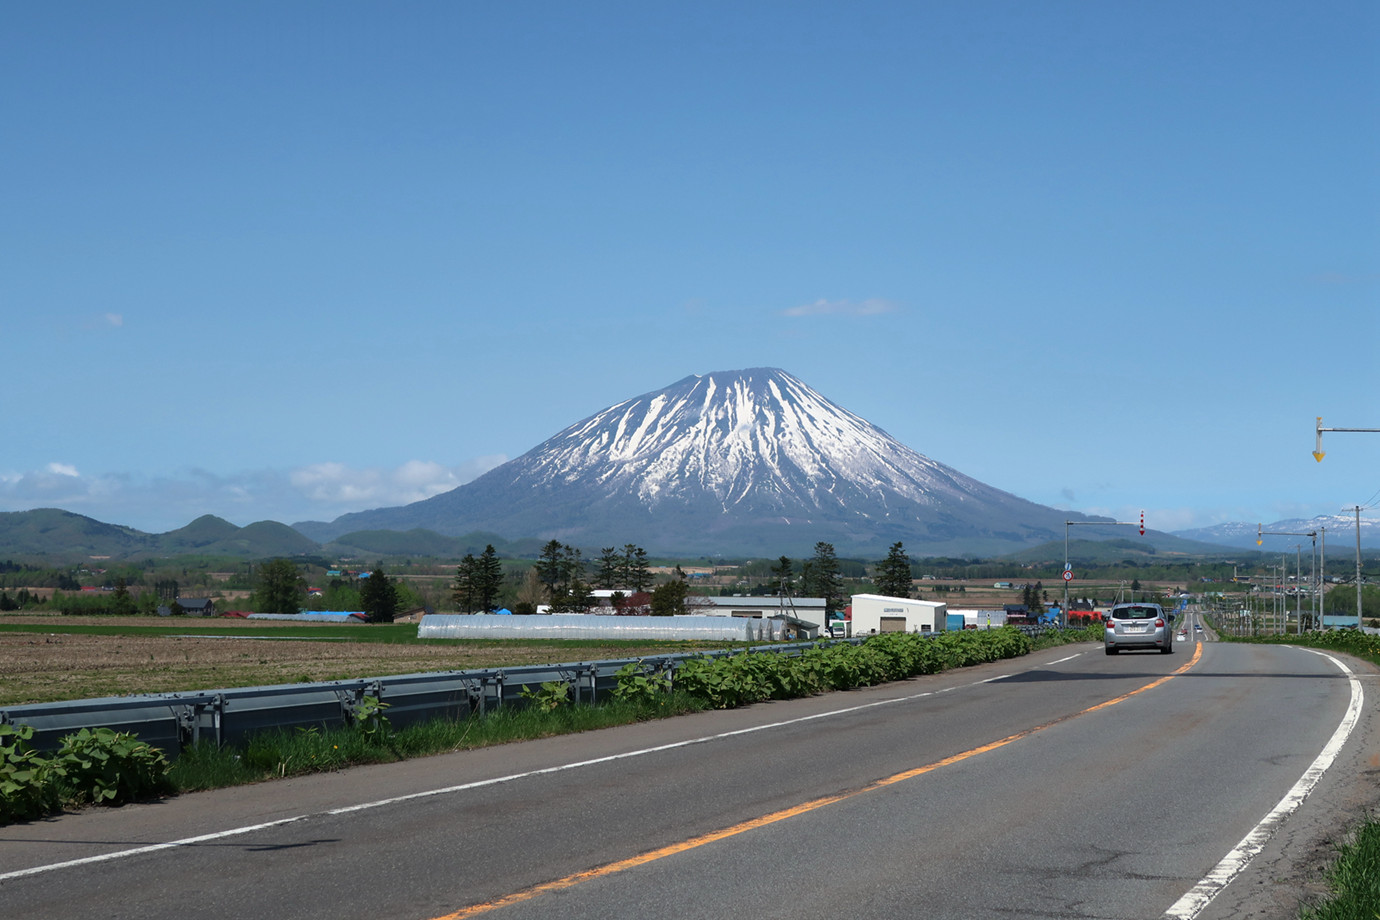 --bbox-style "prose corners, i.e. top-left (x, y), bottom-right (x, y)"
top-left (1104, 602), bottom-right (1173, 655)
